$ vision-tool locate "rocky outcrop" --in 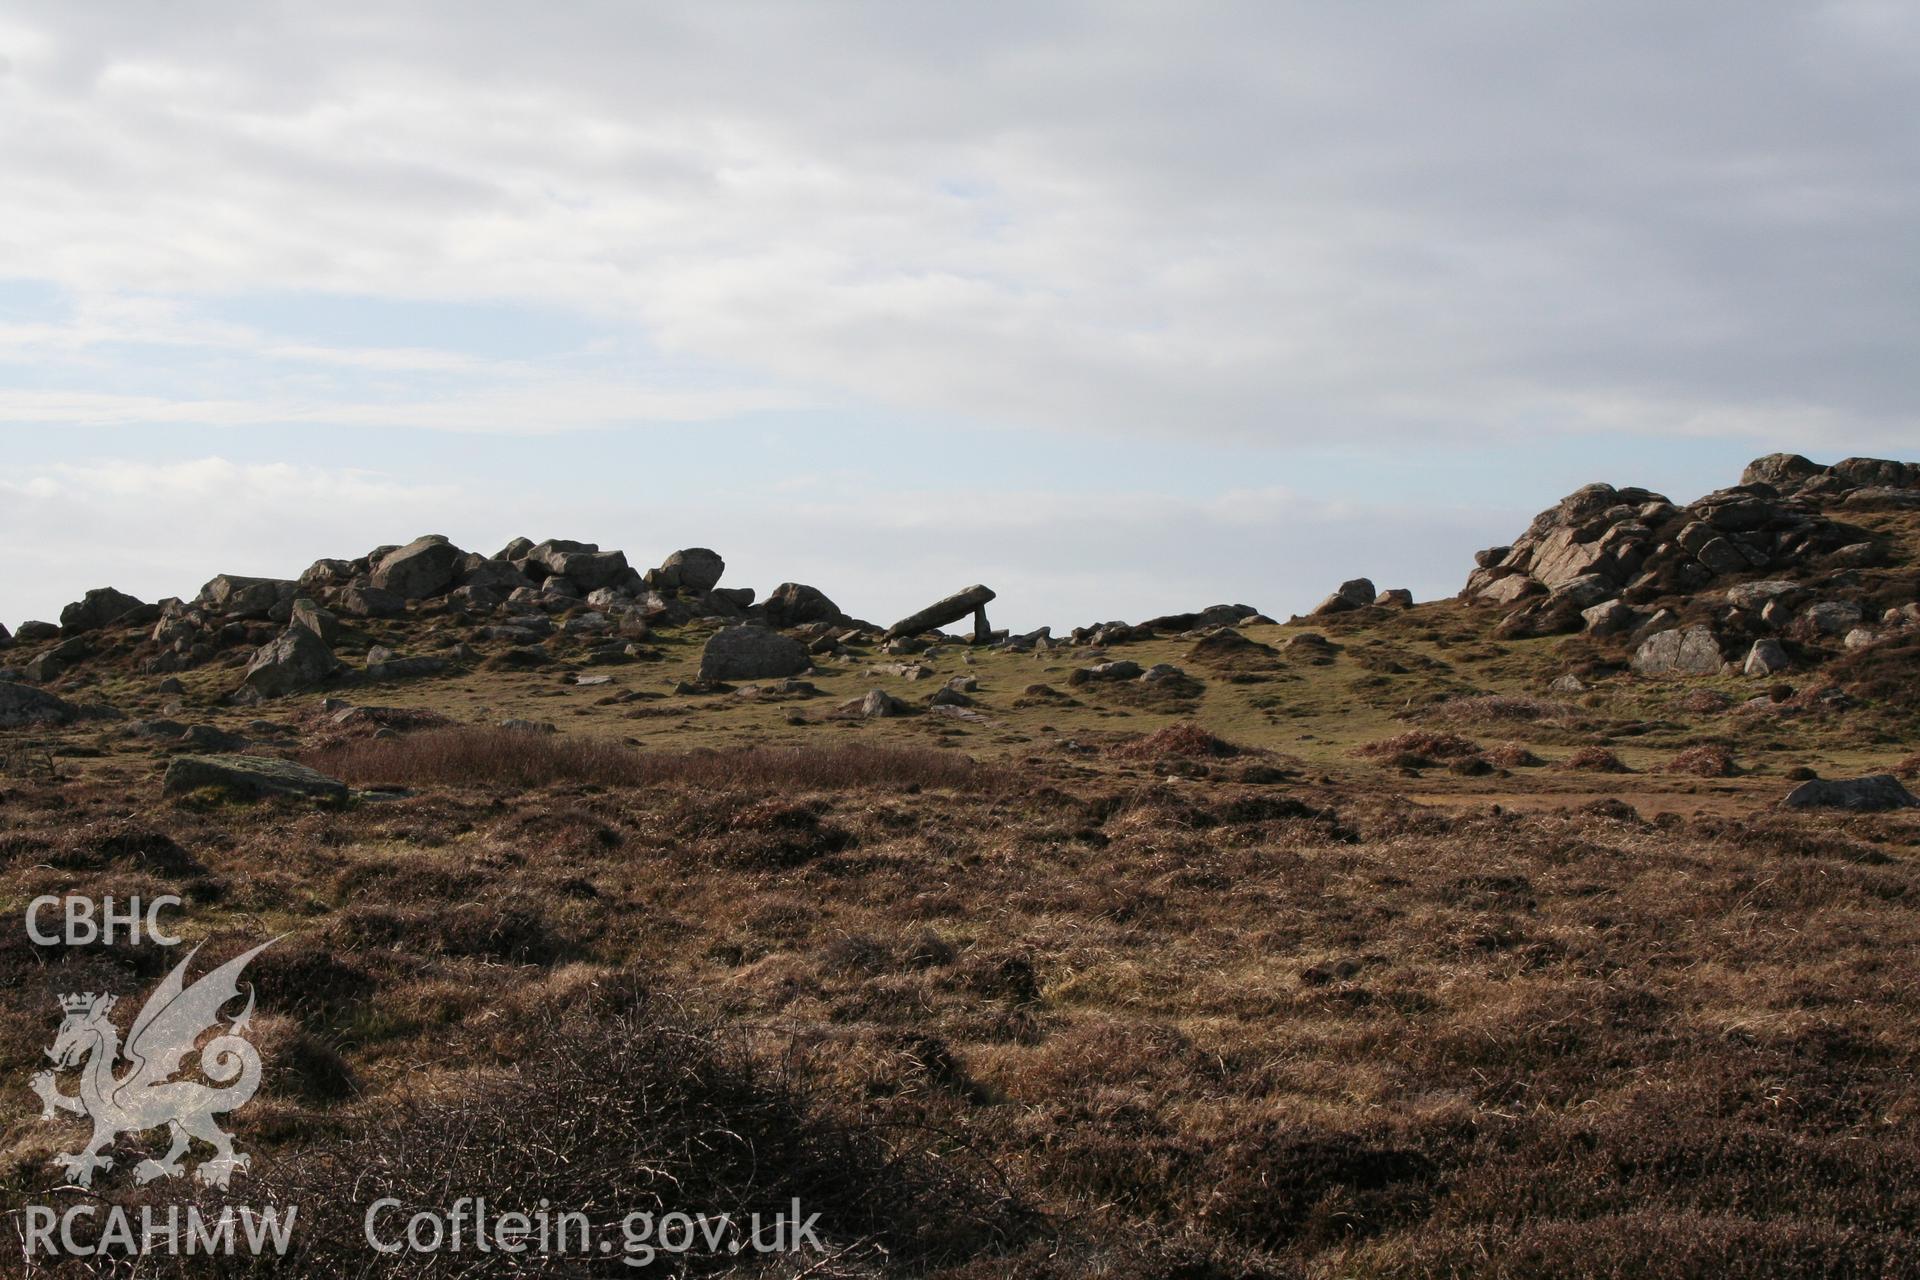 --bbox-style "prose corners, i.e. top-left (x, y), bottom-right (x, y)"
top-left (698, 626), bottom-right (809, 683)
top-left (1461, 454), bottom-right (1918, 652)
